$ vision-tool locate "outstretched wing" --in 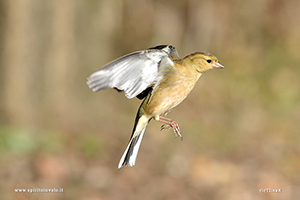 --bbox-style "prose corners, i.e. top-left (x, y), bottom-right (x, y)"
top-left (149, 45), bottom-right (179, 60)
top-left (86, 49), bottom-right (174, 99)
